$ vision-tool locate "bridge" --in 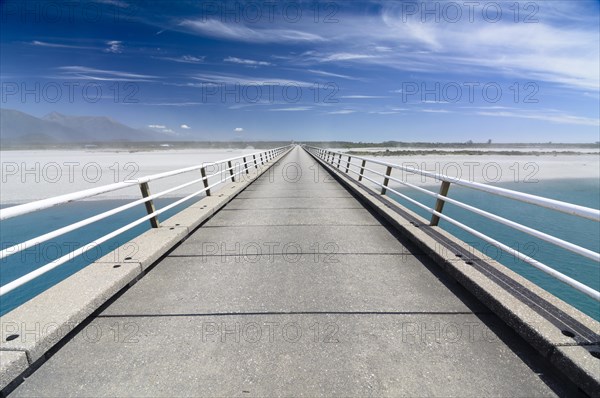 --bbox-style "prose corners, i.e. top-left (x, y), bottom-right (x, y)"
top-left (1, 145), bottom-right (599, 397)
